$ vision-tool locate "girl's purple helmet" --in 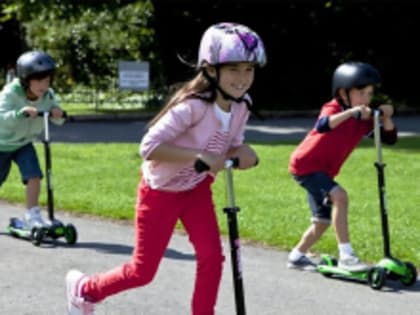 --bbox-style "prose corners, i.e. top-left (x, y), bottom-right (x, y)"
top-left (198, 22), bottom-right (267, 68)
